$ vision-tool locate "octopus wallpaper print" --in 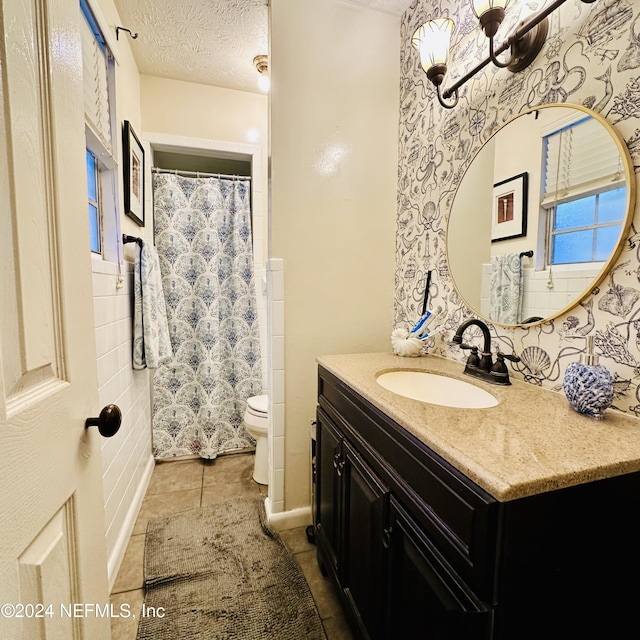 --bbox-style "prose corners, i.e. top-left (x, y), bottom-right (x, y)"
top-left (396, 0), bottom-right (640, 414)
